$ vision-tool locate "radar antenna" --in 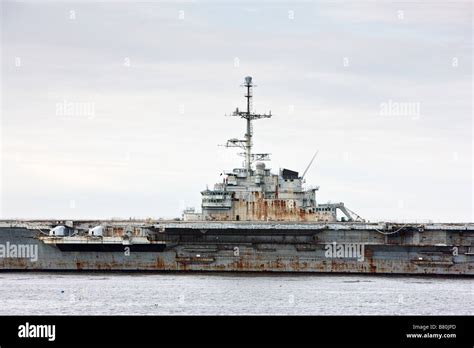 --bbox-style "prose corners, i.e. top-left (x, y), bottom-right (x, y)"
top-left (225, 76), bottom-right (272, 174)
